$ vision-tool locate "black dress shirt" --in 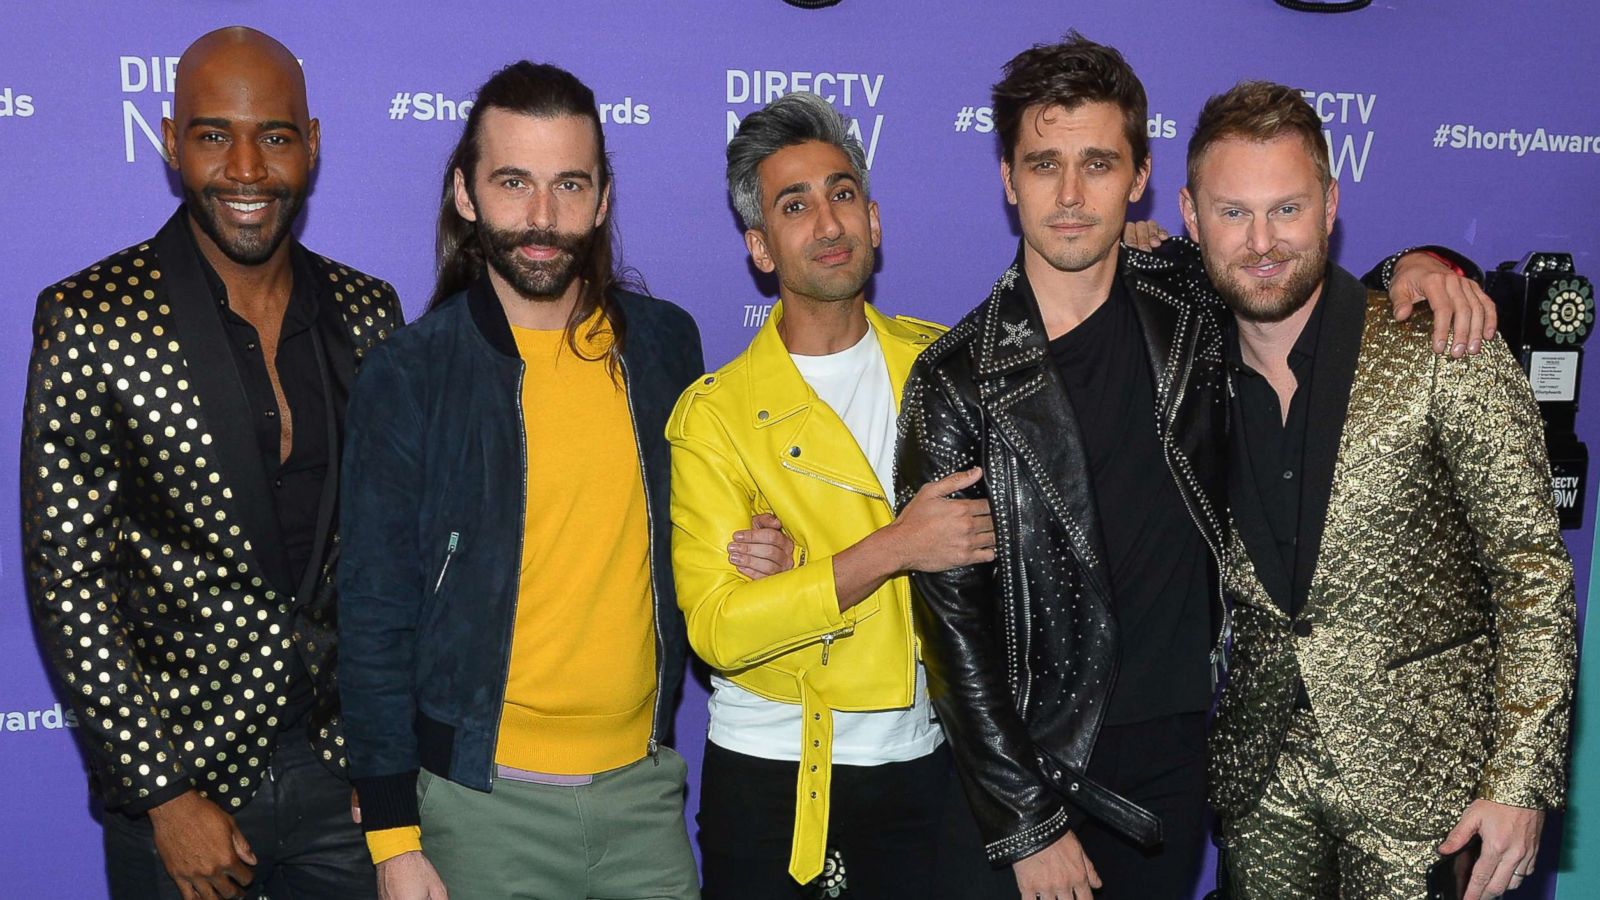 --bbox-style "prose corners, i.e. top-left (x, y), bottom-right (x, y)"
top-left (189, 228), bottom-right (329, 730)
top-left (1047, 272), bottom-right (1214, 725)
